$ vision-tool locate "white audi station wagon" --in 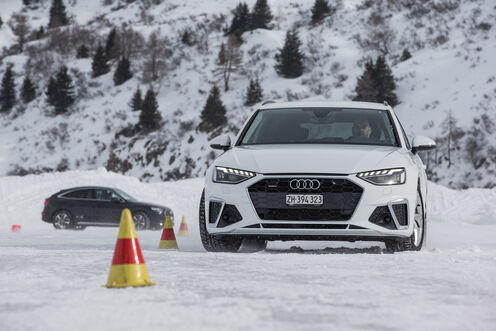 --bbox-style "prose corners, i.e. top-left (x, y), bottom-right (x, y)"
top-left (200, 101), bottom-right (436, 252)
